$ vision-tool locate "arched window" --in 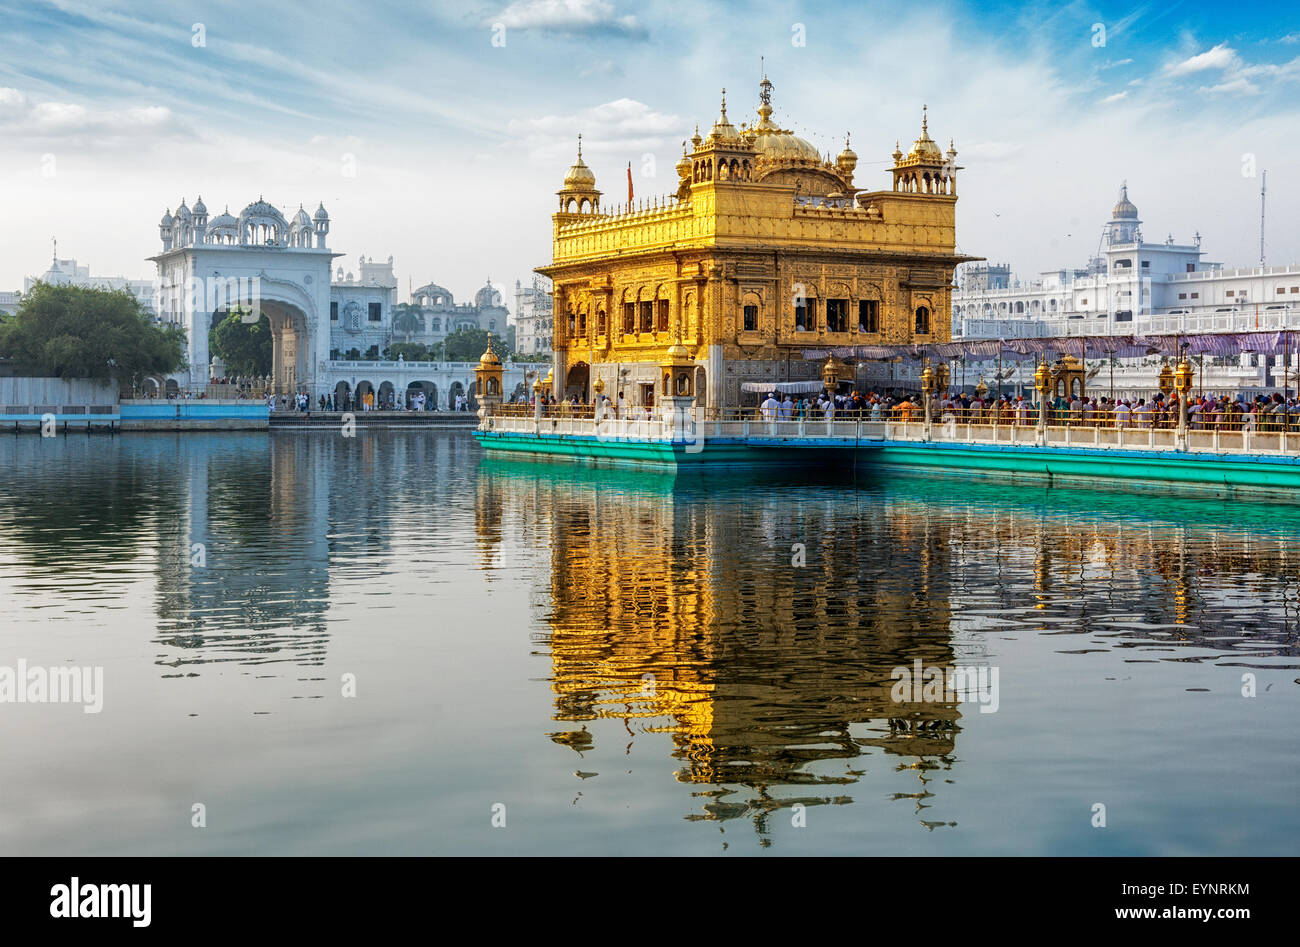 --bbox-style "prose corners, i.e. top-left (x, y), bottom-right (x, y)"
top-left (597, 309), bottom-right (607, 335)
top-left (914, 306), bottom-right (931, 334)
